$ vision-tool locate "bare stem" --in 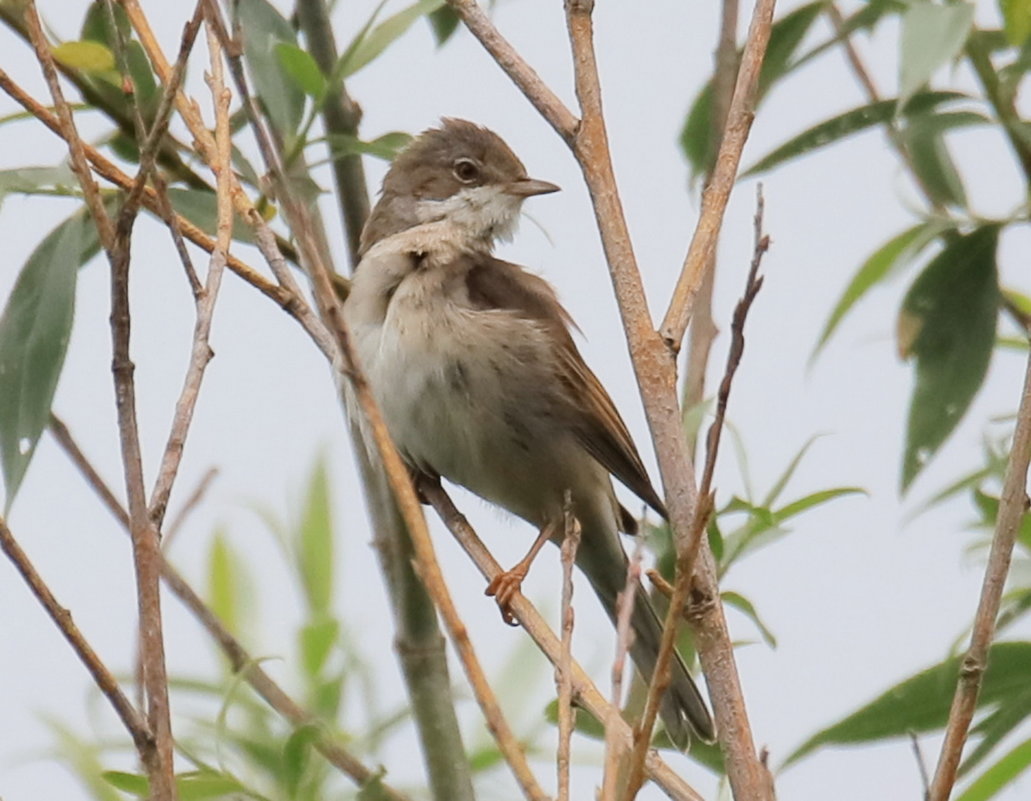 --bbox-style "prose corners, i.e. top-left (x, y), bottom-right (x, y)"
top-left (928, 339), bottom-right (1031, 798)
top-left (0, 516), bottom-right (152, 758)
top-left (556, 499), bottom-right (581, 801)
